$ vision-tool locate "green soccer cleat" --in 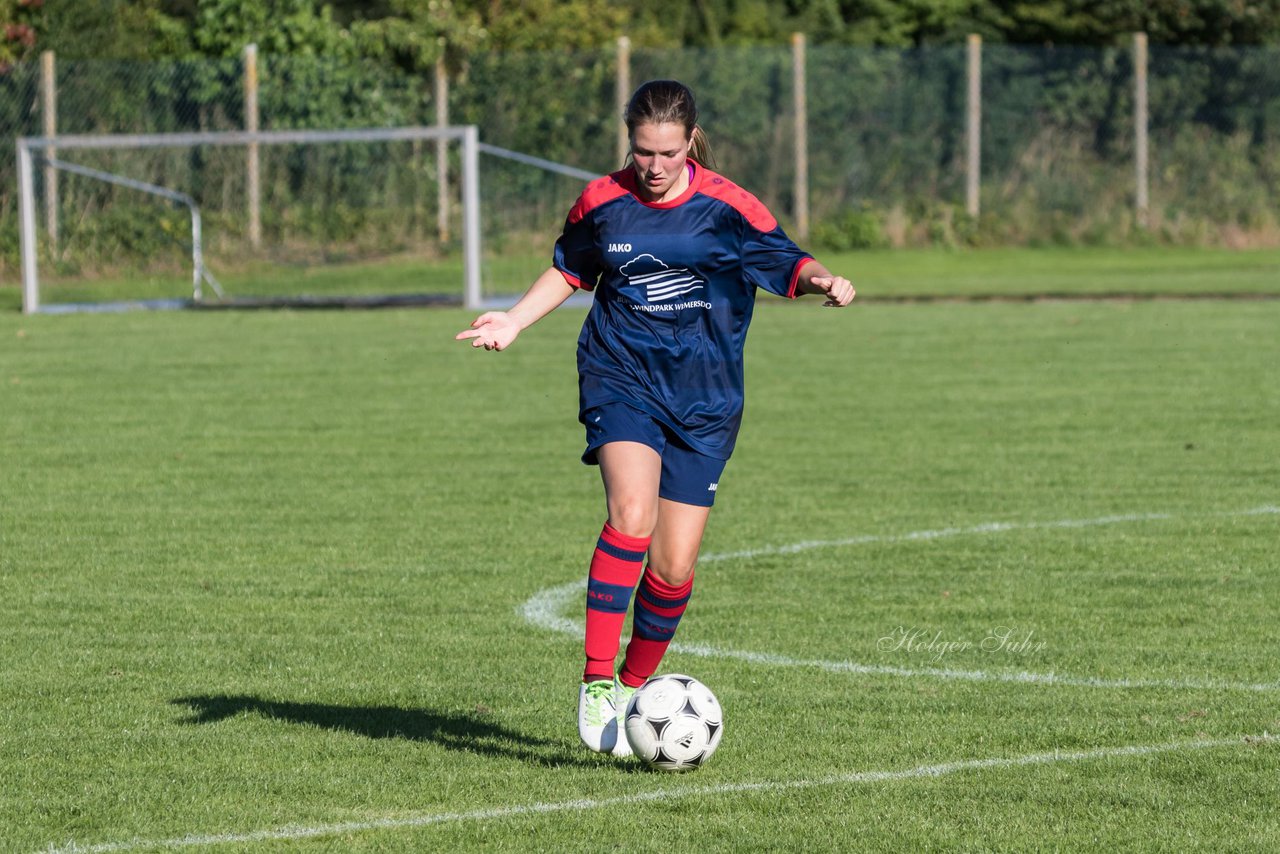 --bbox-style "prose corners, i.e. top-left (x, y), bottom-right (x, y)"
top-left (611, 678), bottom-right (639, 758)
top-left (578, 679), bottom-right (619, 753)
